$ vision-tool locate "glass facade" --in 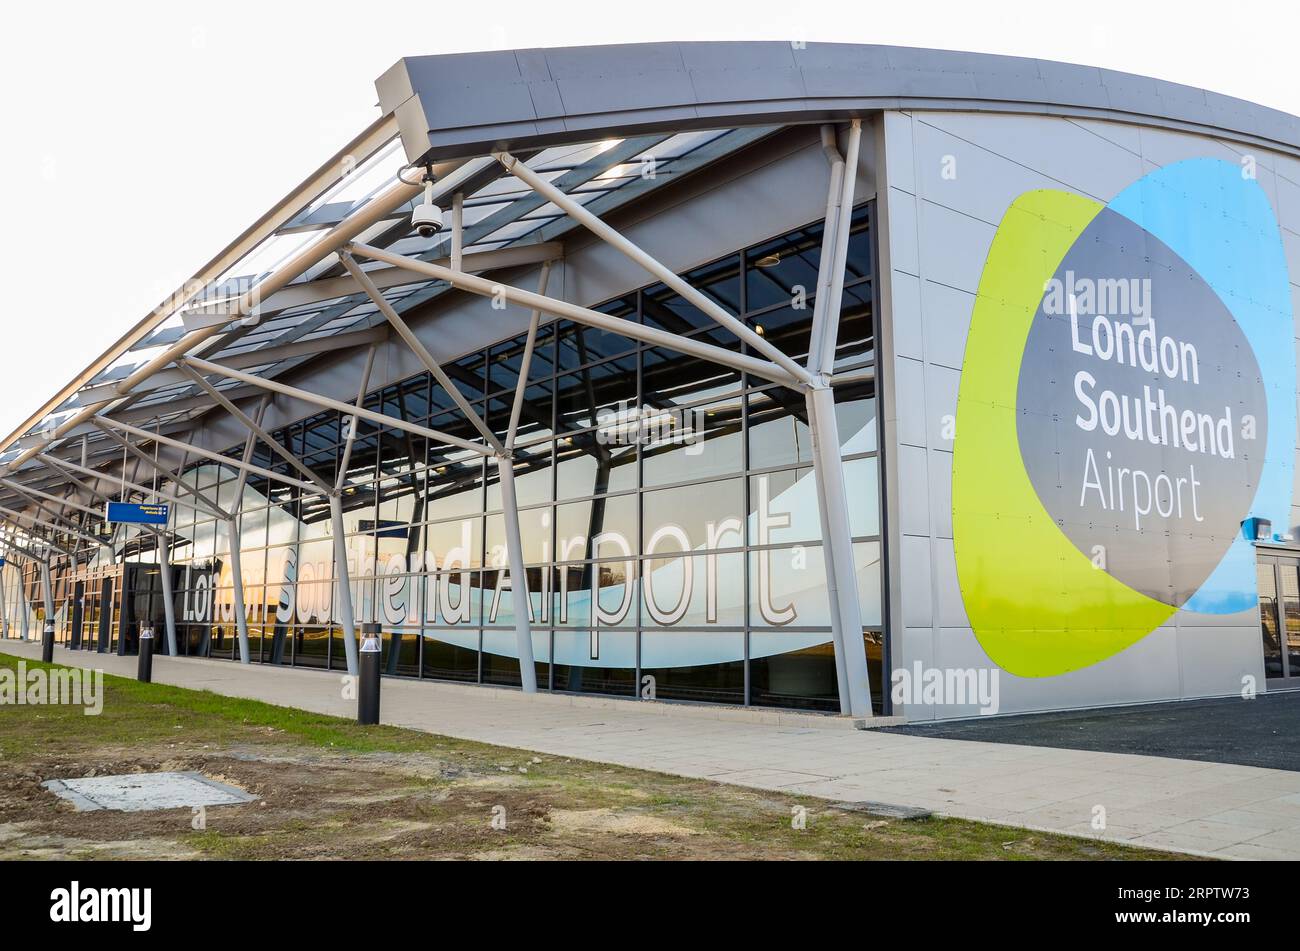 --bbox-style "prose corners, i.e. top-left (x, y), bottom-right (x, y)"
top-left (23, 204), bottom-right (884, 713)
